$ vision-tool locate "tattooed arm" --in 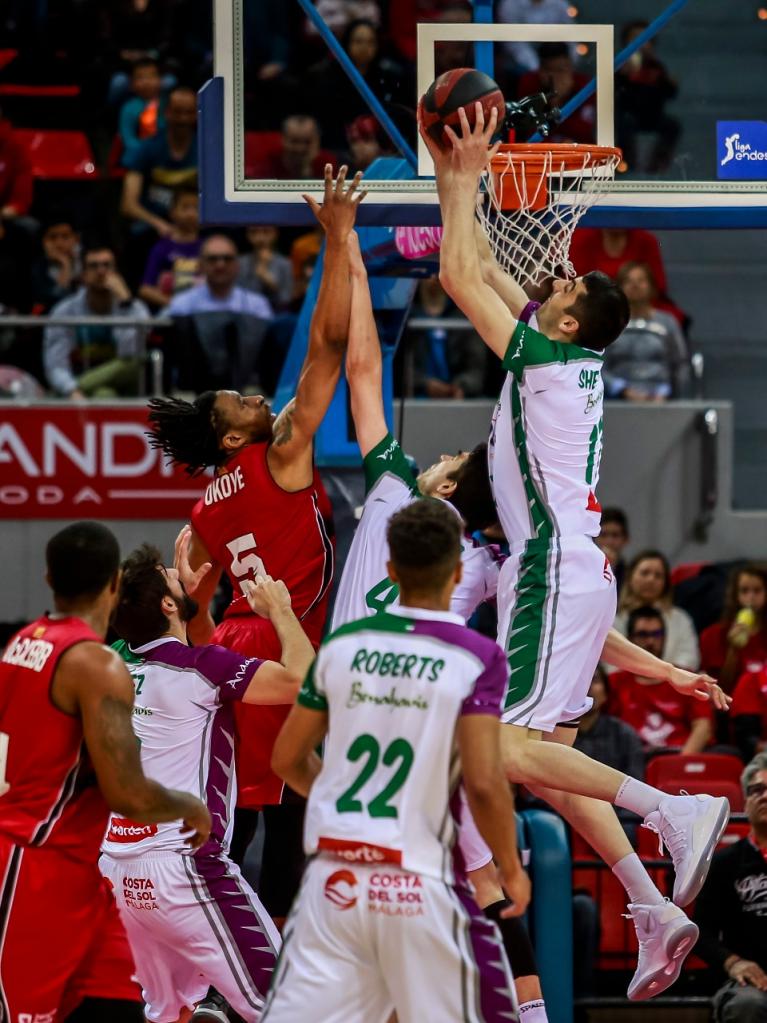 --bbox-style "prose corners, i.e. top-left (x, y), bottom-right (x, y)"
top-left (55, 644), bottom-right (211, 846)
top-left (267, 165), bottom-right (365, 491)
